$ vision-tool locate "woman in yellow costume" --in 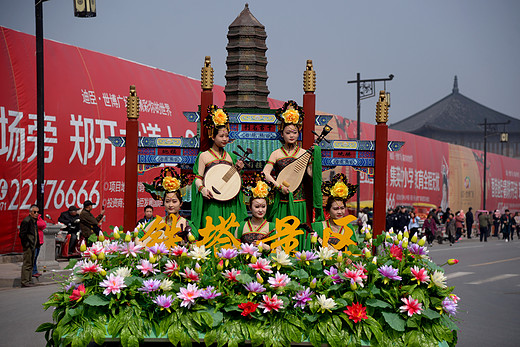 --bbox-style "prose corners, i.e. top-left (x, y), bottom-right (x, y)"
top-left (191, 105), bottom-right (248, 230)
top-left (312, 173), bottom-right (358, 250)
